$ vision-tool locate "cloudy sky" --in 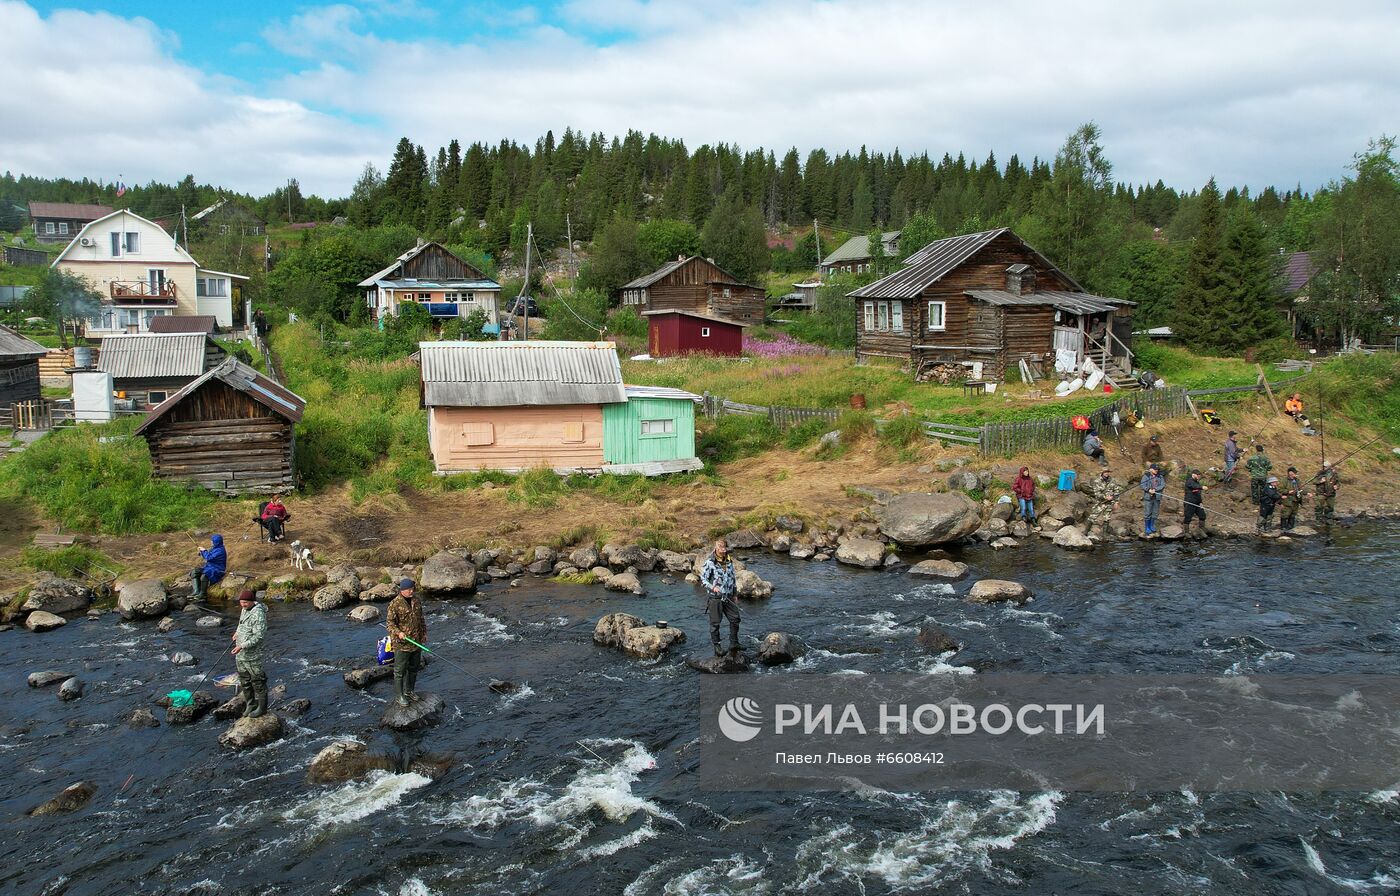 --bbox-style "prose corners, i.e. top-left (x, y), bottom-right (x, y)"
top-left (2, 0), bottom-right (1396, 197)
